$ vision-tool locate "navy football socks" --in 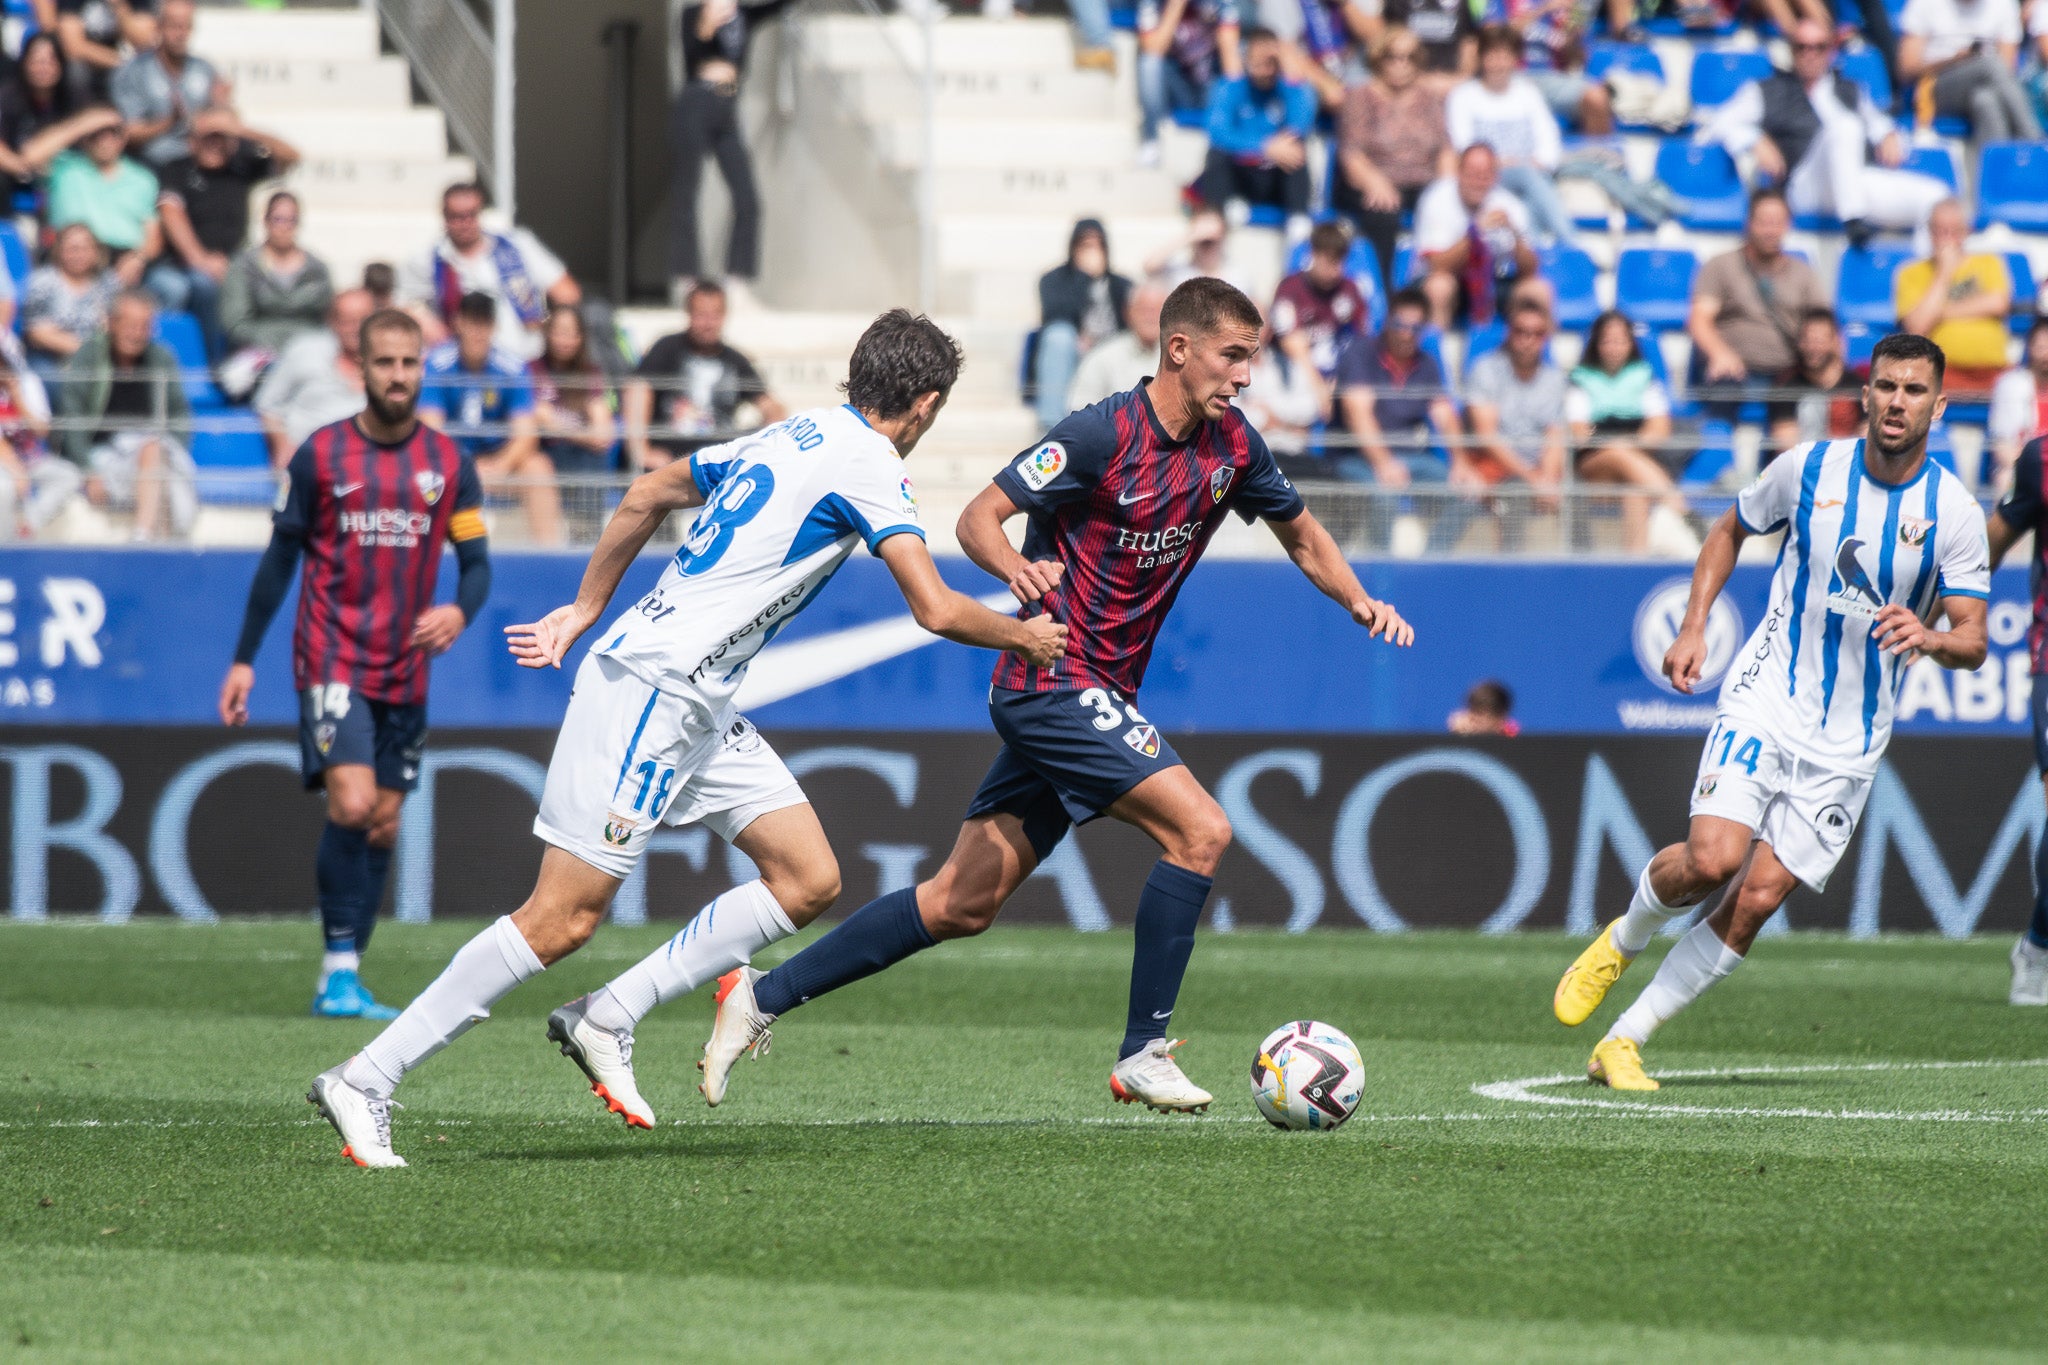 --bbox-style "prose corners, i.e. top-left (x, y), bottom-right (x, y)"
top-left (316, 822), bottom-right (371, 954)
top-left (357, 844), bottom-right (393, 954)
top-left (1120, 859), bottom-right (1213, 1060)
top-left (753, 886), bottom-right (936, 1017)
top-left (2031, 828), bottom-right (2048, 951)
